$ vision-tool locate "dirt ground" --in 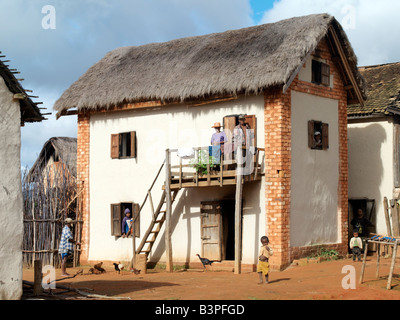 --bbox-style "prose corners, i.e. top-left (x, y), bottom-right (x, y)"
top-left (22, 257), bottom-right (400, 300)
